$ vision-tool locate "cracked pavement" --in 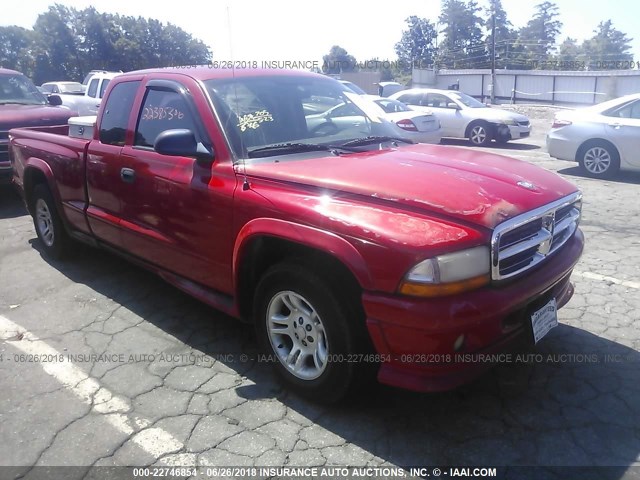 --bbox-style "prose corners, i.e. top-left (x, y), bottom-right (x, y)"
top-left (0, 107), bottom-right (639, 479)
